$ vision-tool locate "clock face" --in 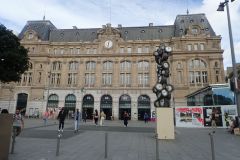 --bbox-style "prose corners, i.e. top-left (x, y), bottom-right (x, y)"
top-left (104, 40), bottom-right (113, 48)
